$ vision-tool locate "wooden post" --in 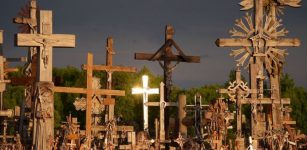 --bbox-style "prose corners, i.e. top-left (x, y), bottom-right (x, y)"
top-left (86, 53), bottom-right (93, 147)
top-left (135, 25), bottom-right (200, 138)
top-left (178, 94), bottom-right (187, 137)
